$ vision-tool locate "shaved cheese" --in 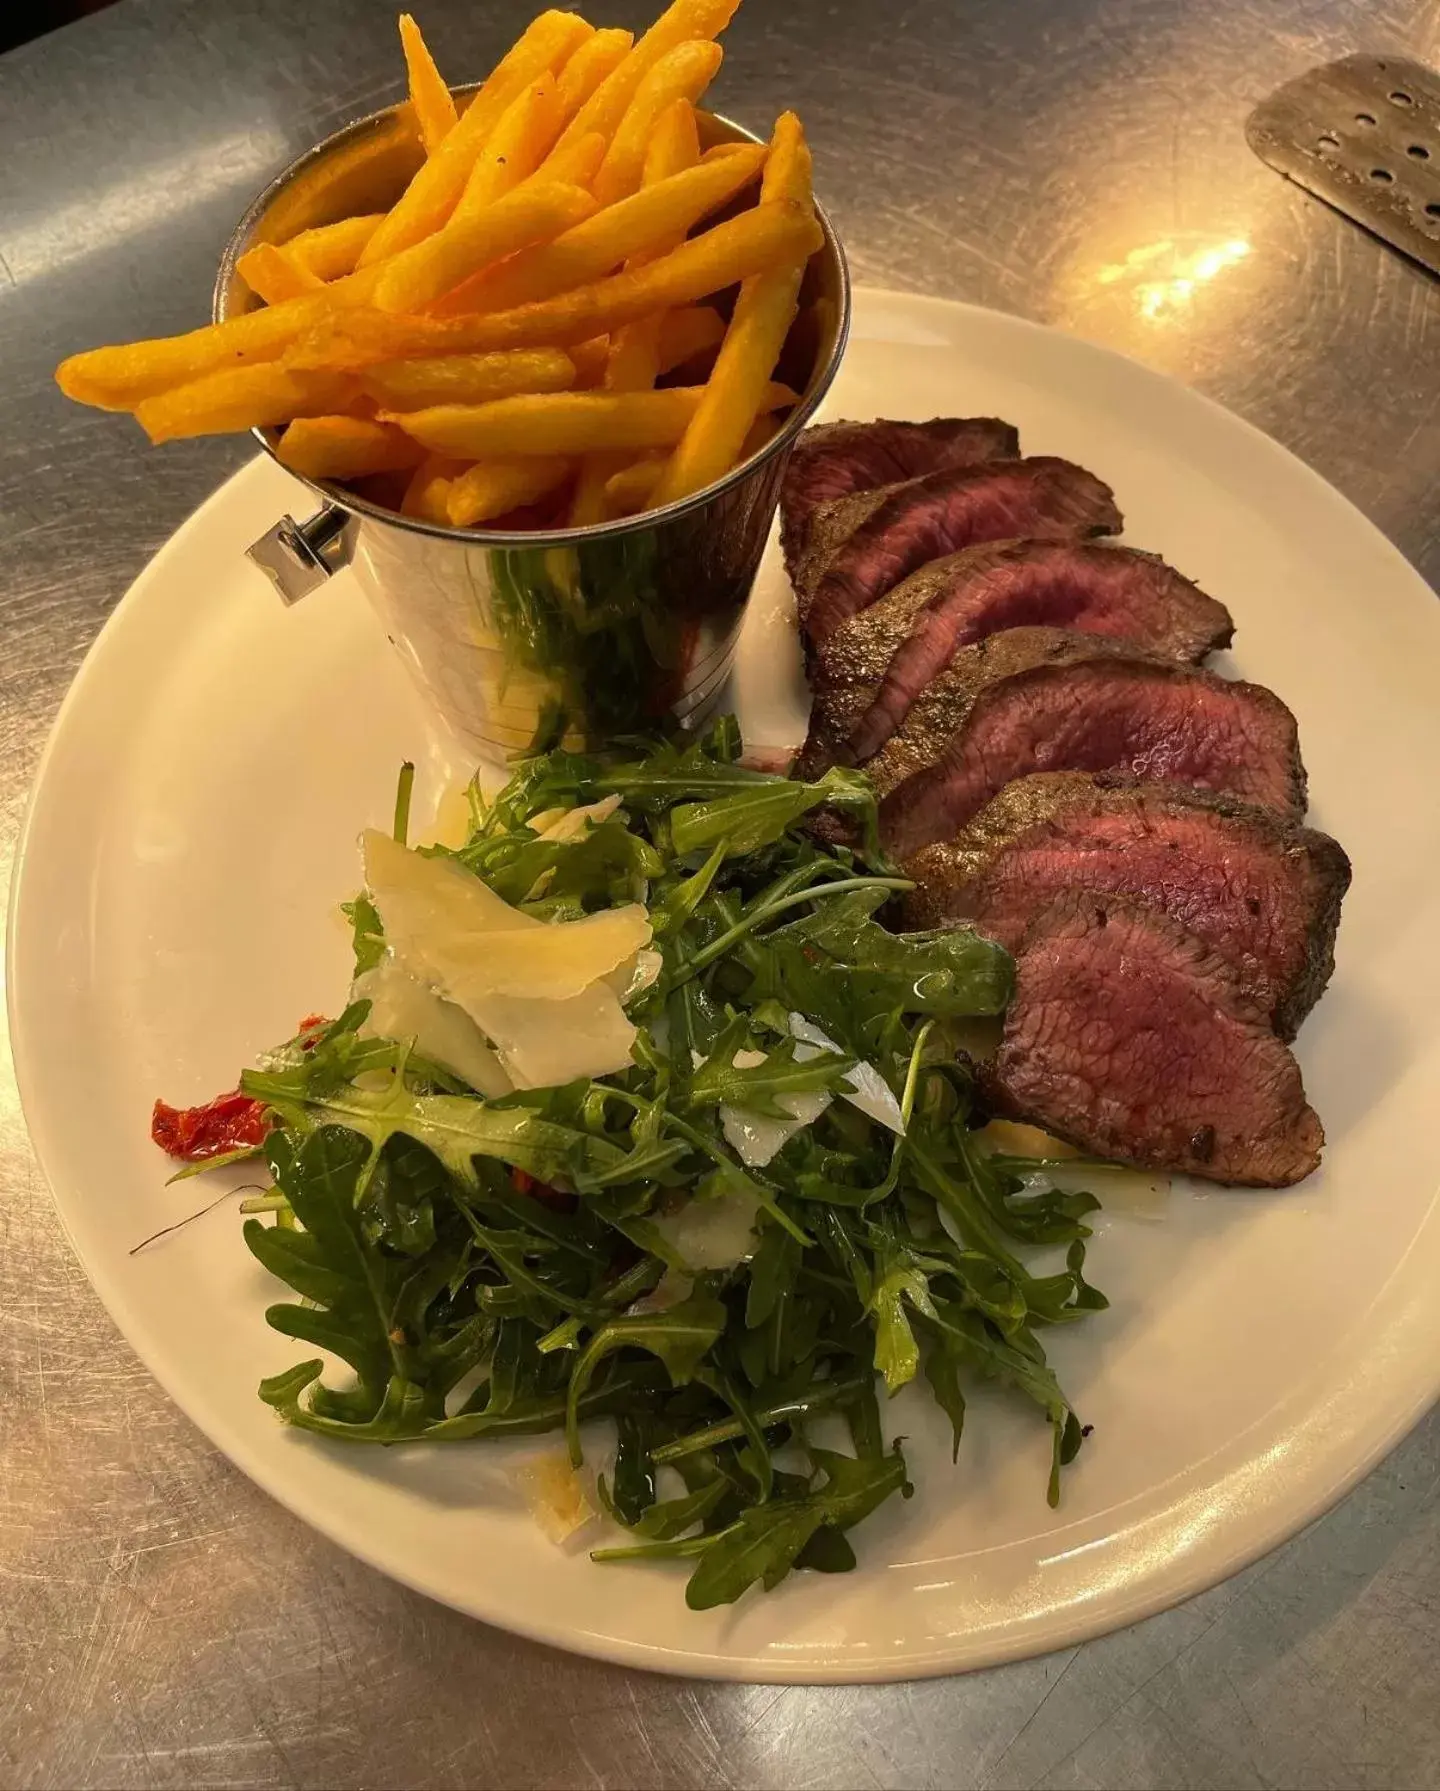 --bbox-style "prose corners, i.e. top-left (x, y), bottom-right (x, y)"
top-left (363, 829), bottom-right (652, 1001)
top-left (607, 947), bottom-right (662, 1006)
top-left (473, 982), bottom-right (639, 1088)
top-left (649, 1183), bottom-right (763, 1271)
top-left (707, 1047), bottom-right (832, 1169)
top-left (536, 795), bottom-right (623, 842)
top-left (354, 957), bottom-right (512, 1099)
top-left (787, 1013), bottom-right (905, 1135)
top-left (413, 782), bottom-right (475, 851)
top-left (362, 829), bottom-right (644, 1087)
top-left (974, 1120), bottom-right (1082, 1159)
top-left (506, 1452), bottom-right (598, 1546)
